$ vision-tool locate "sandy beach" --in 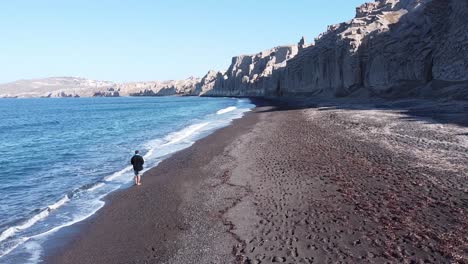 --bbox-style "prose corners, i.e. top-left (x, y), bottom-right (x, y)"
top-left (47, 98), bottom-right (468, 264)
